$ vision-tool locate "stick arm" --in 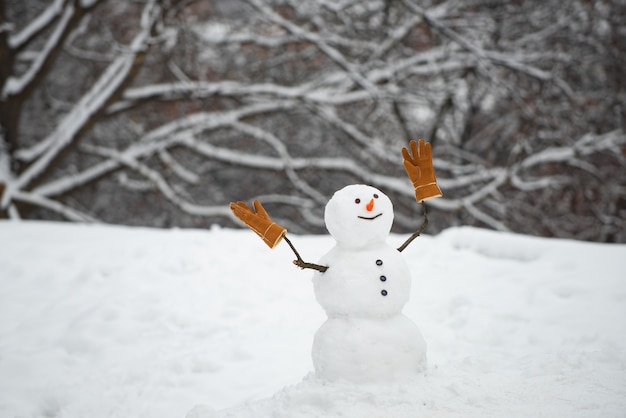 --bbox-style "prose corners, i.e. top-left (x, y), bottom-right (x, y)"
top-left (397, 201), bottom-right (429, 252)
top-left (283, 235), bottom-right (328, 272)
